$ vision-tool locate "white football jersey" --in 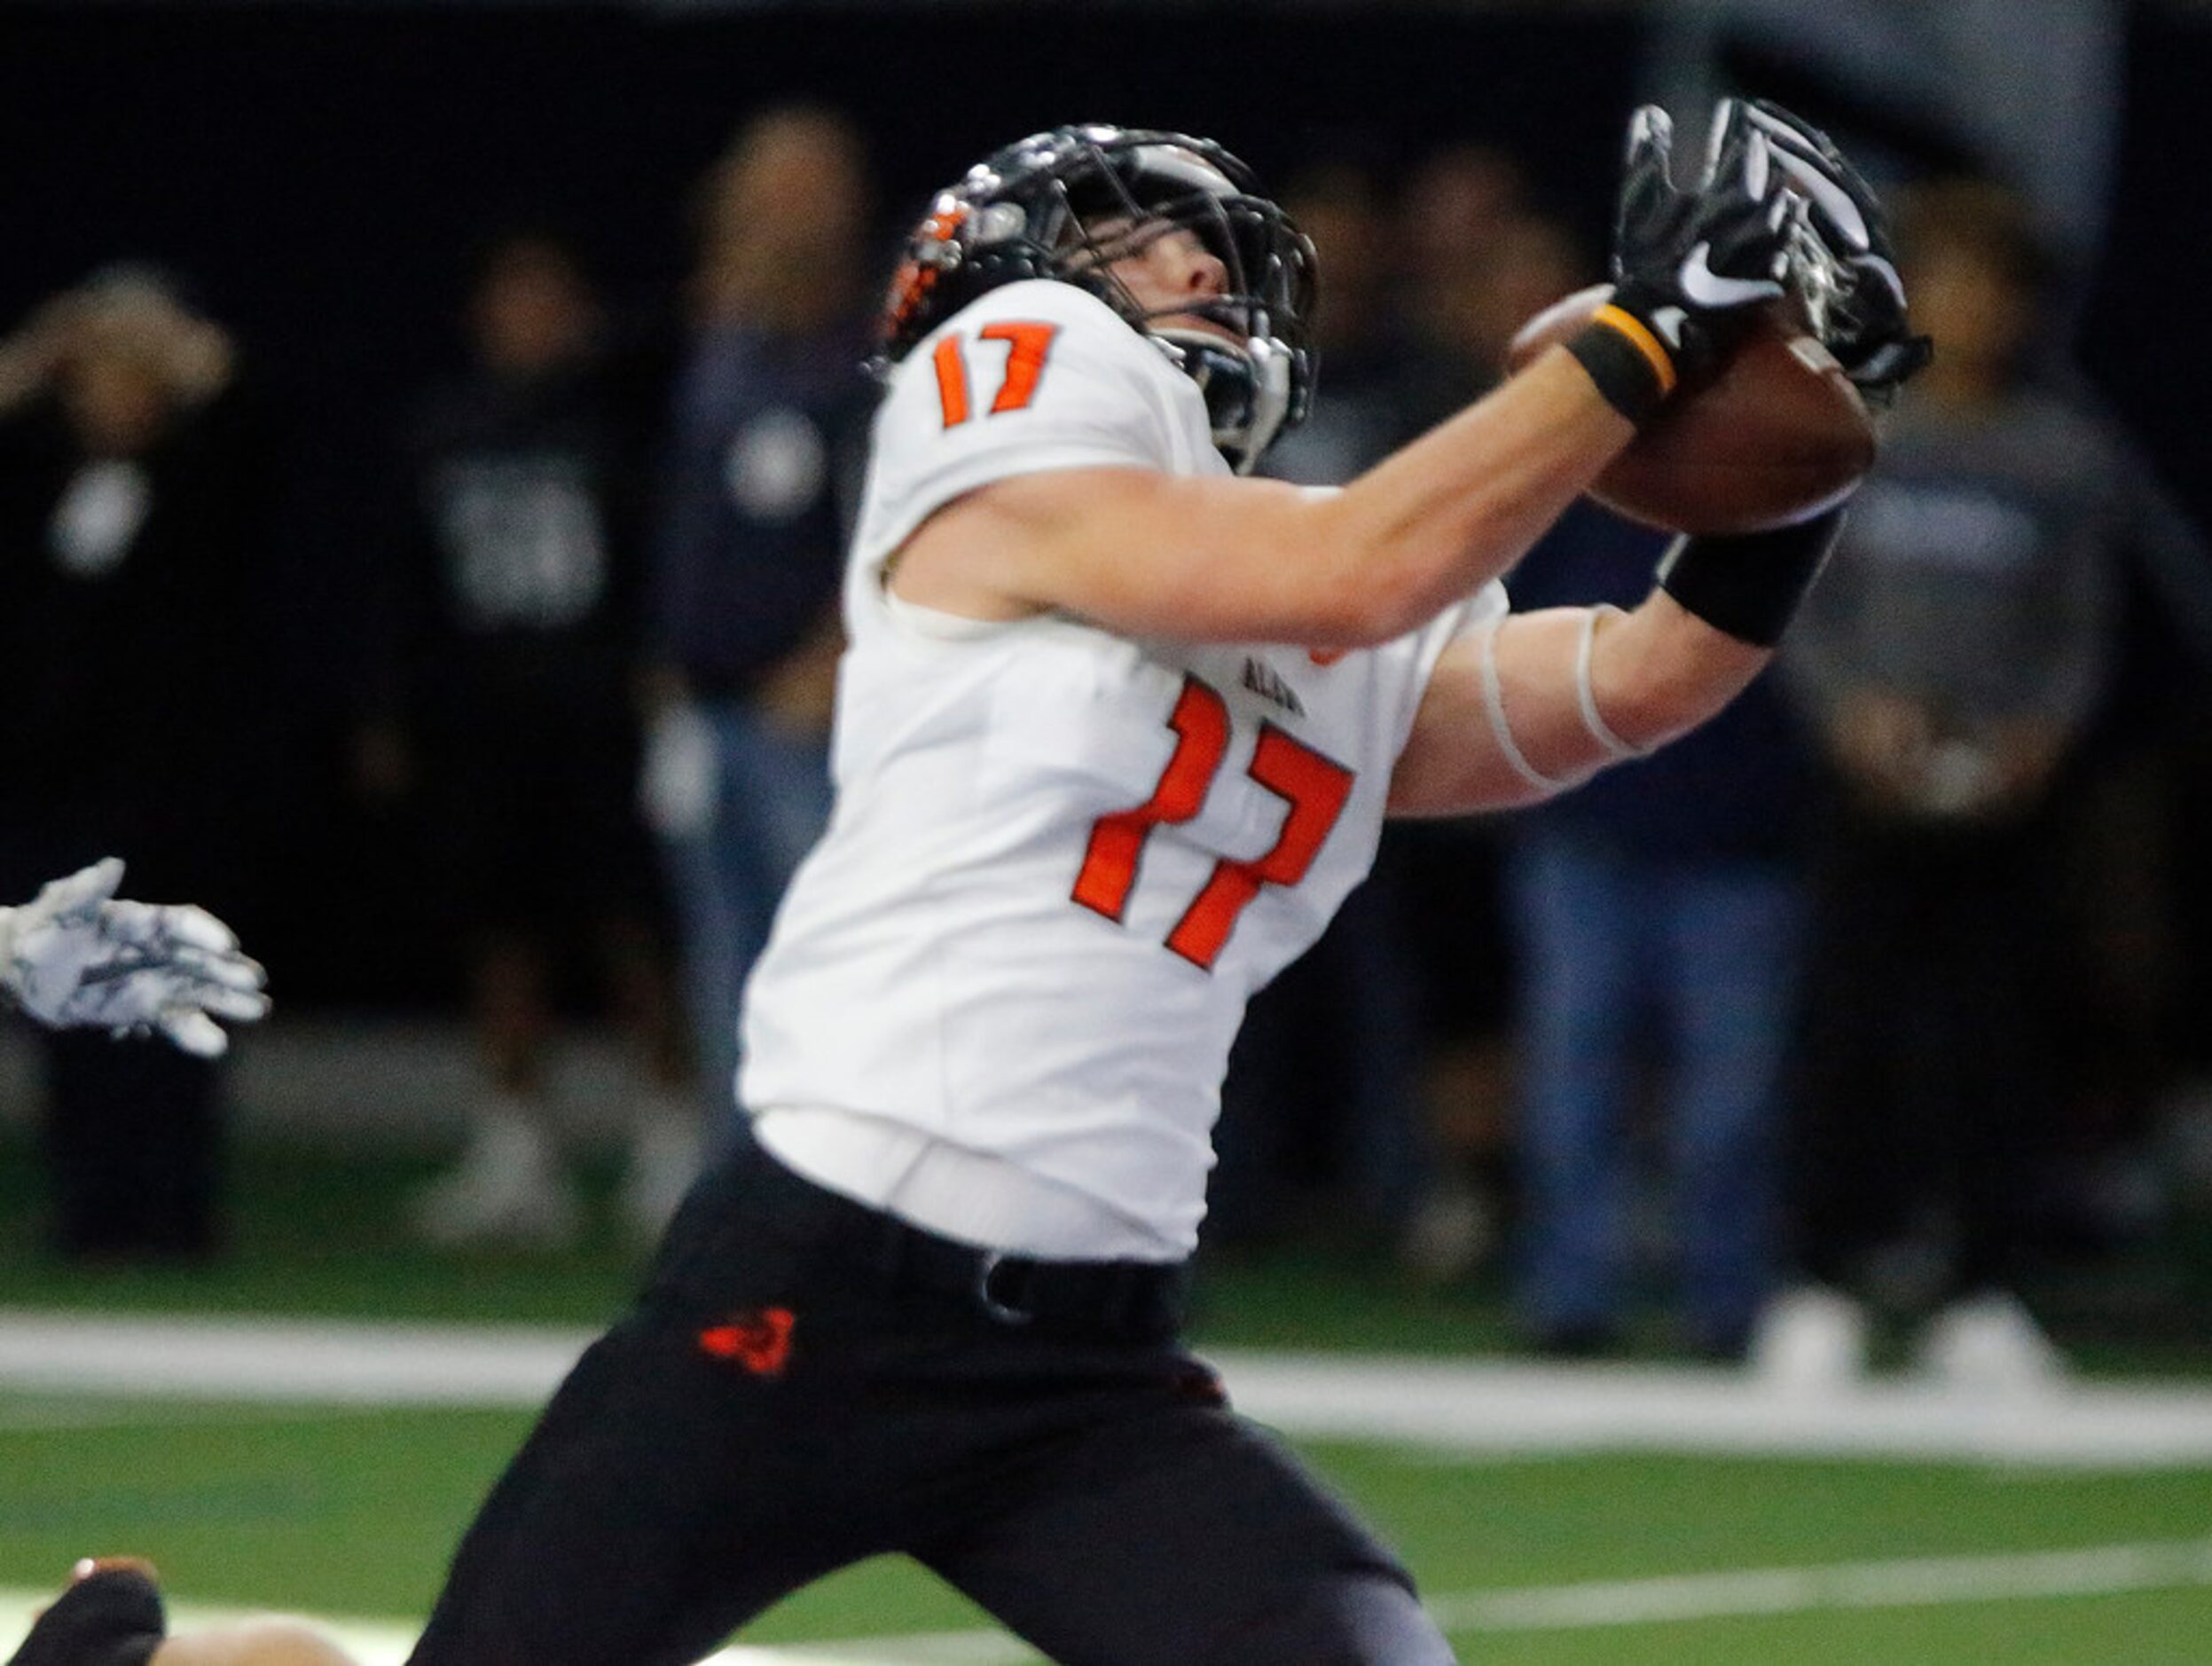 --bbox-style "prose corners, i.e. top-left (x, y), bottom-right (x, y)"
top-left (741, 279), bottom-right (1502, 1252)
